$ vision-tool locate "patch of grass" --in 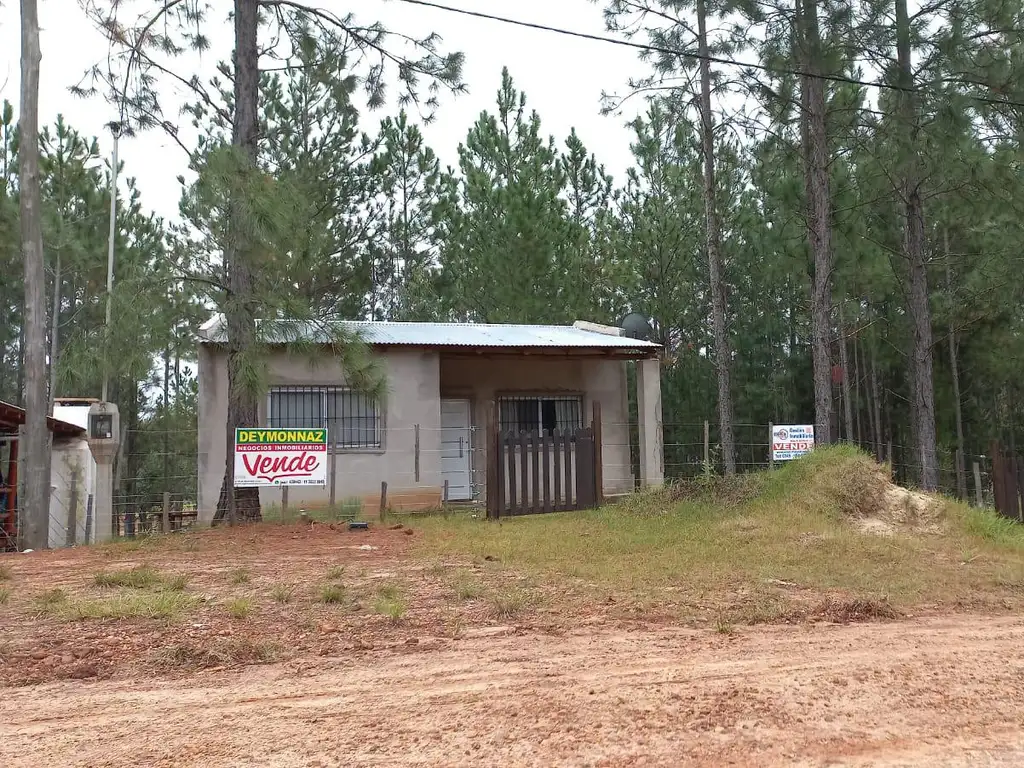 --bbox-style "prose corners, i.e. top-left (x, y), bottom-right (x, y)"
top-left (40, 590), bottom-right (199, 621)
top-left (376, 582), bottom-right (403, 600)
top-left (93, 565), bottom-right (164, 589)
top-left (338, 497), bottom-right (363, 520)
top-left (414, 446), bottom-right (1024, 614)
top-left (325, 565), bottom-right (346, 581)
top-left (715, 618), bottom-right (735, 635)
top-left (225, 597), bottom-right (255, 619)
top-left (228, 567), bottom-right (252, 585)
top-left (373, 595), bottom-right (407, 623)
top-left (450, 572), bottom-right (483, 601)
top-left (270, 583), bottom-right (295, 603)
top-left (317, 583), bottom-right (346, 605)
top-left (34, 588), bottom-right (69, 612)
top-left (157, 638), bottom-right (280, 669)
top-left (0, 585), bottom-right (9, 605)
top-left (0, 564), bottom-right (12, 581)
top-left (488, 588), bottom-right (533, 620)
top-left (165, 573), bottom-right (190, 591)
